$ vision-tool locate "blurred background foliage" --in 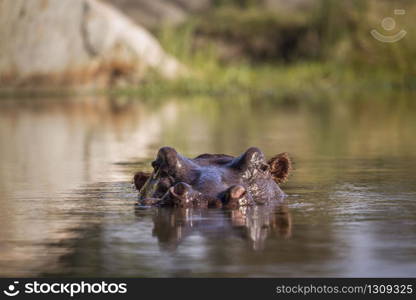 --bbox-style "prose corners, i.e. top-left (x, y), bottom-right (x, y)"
top-left (1, 0), bottom-right (415, 100)
top-left (116, 0), bottom-right (415, 99)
